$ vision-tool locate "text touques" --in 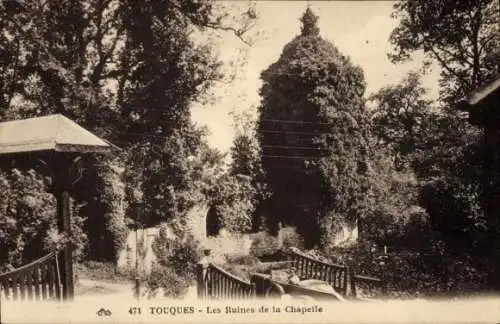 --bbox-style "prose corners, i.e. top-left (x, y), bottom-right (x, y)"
top-left (146, 305), bottom-right (323, 316)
